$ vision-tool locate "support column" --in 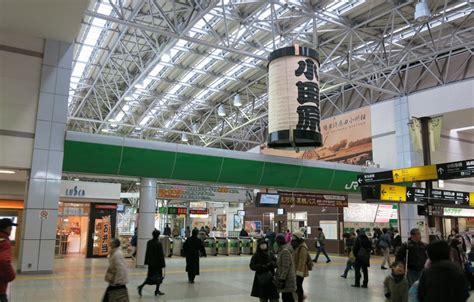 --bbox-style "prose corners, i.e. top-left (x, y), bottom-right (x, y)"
top-left (136, 178), bottom-right (157, 266)
top-left (394, 96), bottom-right (427, 242)
top-left (19, 40), bottom-right (72, 273)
